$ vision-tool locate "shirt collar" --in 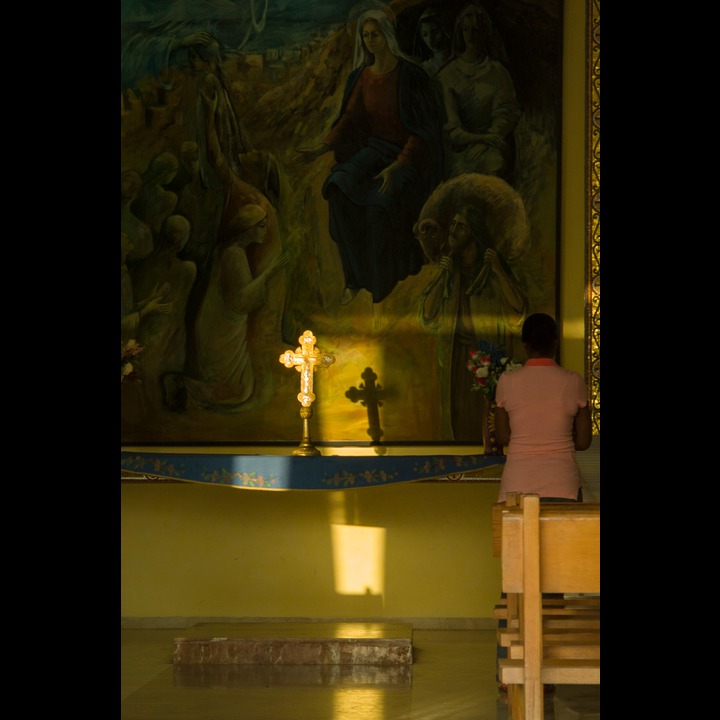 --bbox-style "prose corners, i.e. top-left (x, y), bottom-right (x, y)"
top-left (524, 358), bottom-right (557, 366)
